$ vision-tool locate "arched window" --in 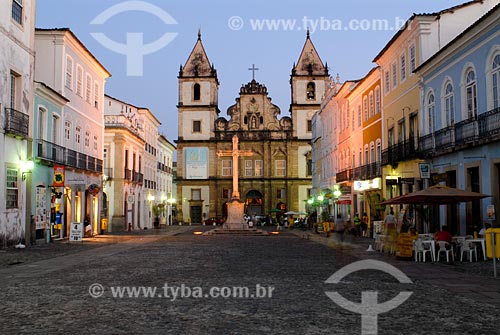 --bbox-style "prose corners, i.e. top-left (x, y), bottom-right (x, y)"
top-left (193, 83), bottom-right (201, 101)
top-left (369, 91), bottom-right (374, 118)
top-left (370, 142), bottom-right (375, 164)
top-left (465, 69), bottom-right (477, 119)
top-left (376, 140), bottom-right (381, 164)
top-left (306, 82), bottom-right (315, 100)
top-left (492, 54), bottom-right (500, 109)
top-left (444, 82), bottom-right (454, 126)
top-left (375, 86), bottom-right (381, 114)
top-left (427, 92), bottom-right (435, 133)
